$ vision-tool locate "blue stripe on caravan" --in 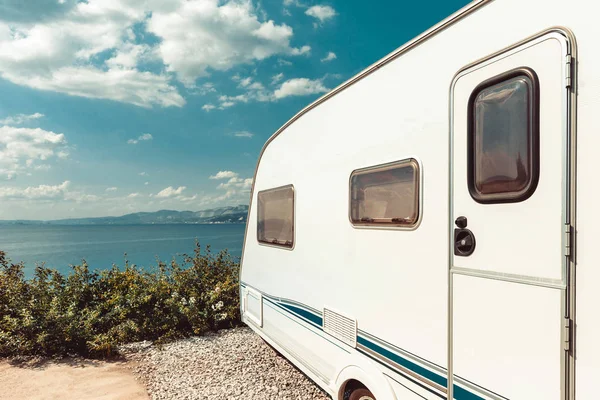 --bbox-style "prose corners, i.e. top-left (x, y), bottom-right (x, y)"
top-left (357, 347), bottom-right (445, 400)
top-left (453, 385), bottom-right (486, 400)
top-left (240, 283), bottom-right (489, 400)
top-left (278, 303), bottom-right (323, 327)
top-left (357, 336), bottom-right (448, 388)
top-left (262, 297), bottom-right (319, 328)
top-left (357, 336), bottom-right (485, 400)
